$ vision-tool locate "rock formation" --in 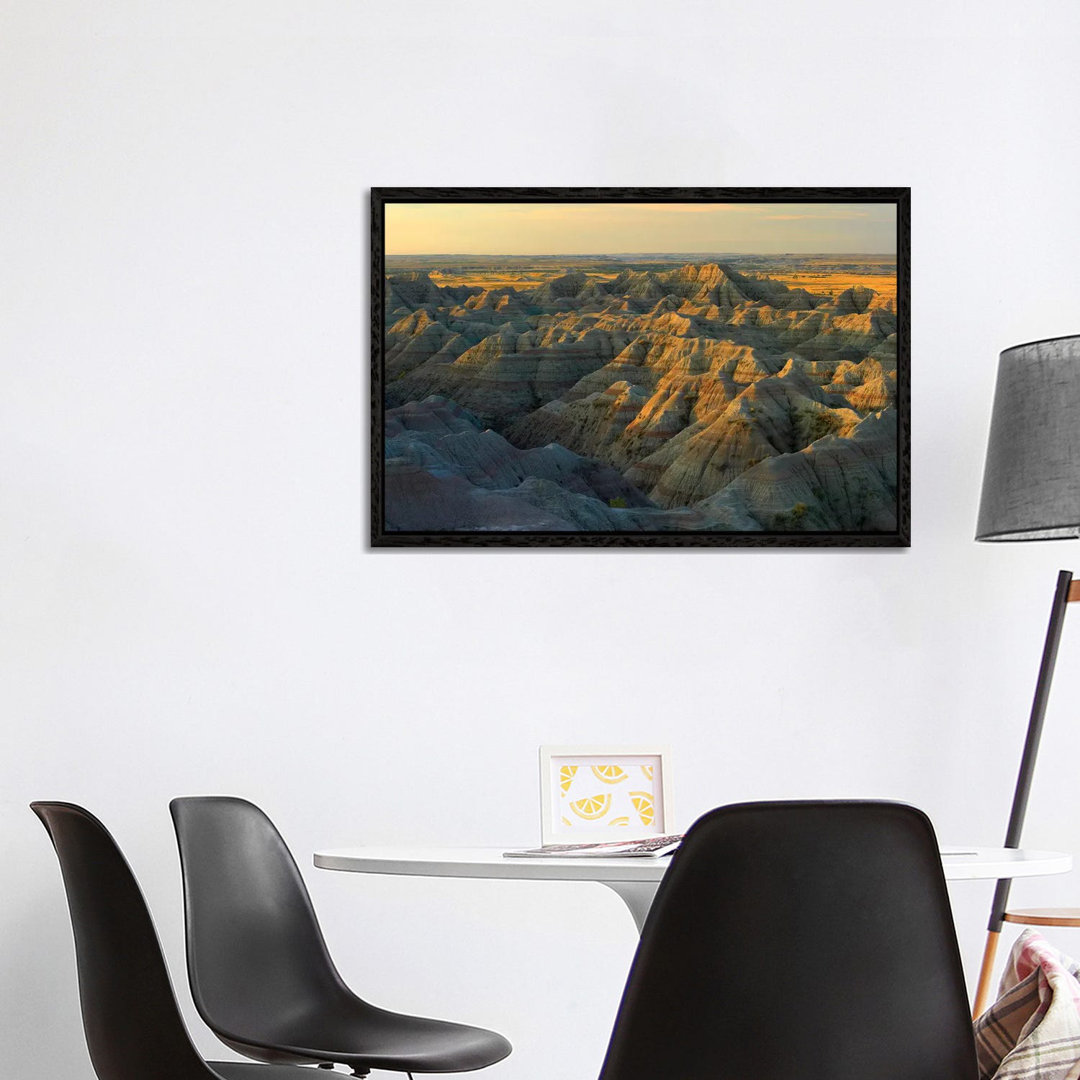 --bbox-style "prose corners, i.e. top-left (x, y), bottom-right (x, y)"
top-left (381, 260), bottom-right (900, 533)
